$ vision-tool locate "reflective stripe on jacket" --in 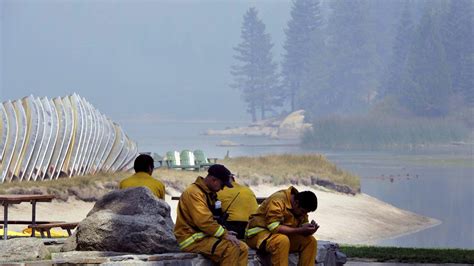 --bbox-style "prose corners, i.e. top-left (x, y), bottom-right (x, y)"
top-left (246, 186), bottom-right (308, 244)
top-left (174, 176), bottom-right (227, 249)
